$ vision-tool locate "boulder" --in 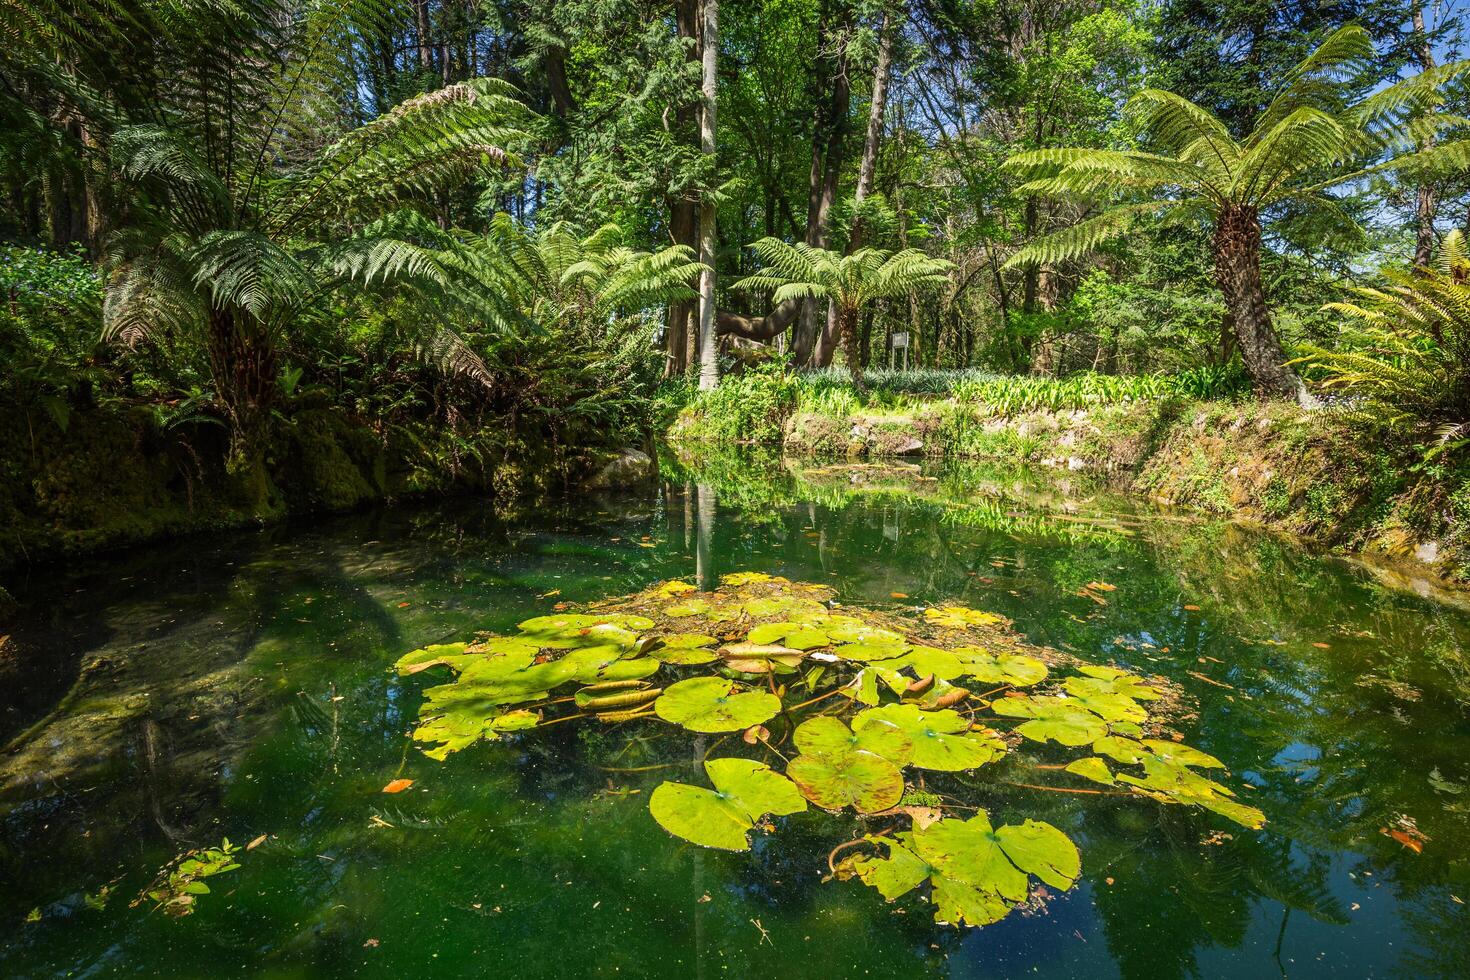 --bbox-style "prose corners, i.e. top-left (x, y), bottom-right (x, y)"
top-left (586, 448), bottom-right (656, 489)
